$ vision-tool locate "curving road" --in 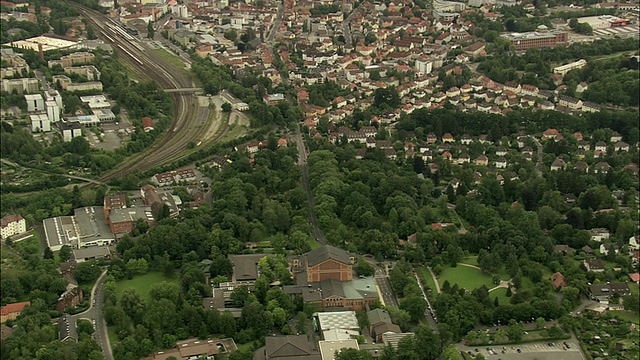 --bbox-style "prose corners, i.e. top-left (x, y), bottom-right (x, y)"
top-left (70, 270), bottom-right (112, 360)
